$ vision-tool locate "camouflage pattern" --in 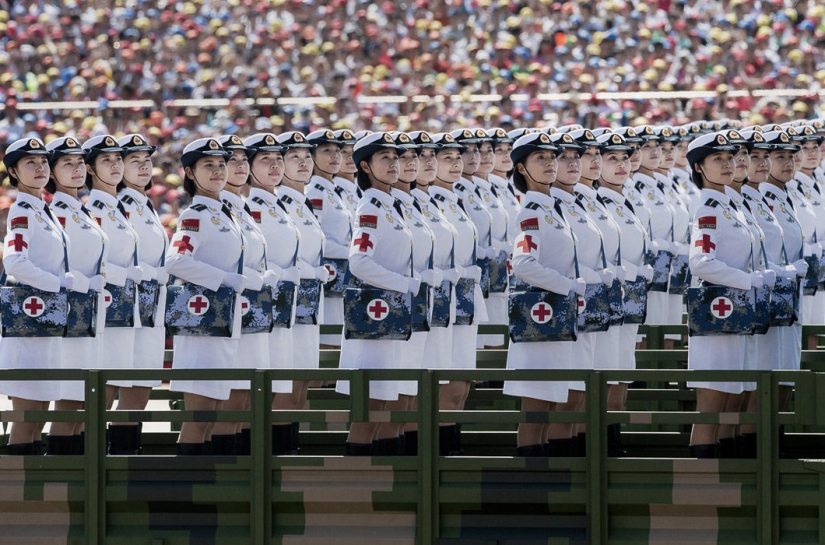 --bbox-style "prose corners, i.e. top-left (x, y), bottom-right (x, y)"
top-left (240, 287), bottom-right (274, 334)
top-left (770, 277), bottom-right (798, 326)
top-left (606, 279), bottom-right (624, 327)
top-left (411, 284), bottom-right (430, 333)
top-left (802, 254), bottom-right (821, 295)
top-left (294, 278), bottom-right (321, 325)
top-left (104, 279), bottom-right (136, 328)
top-left (454, 278), bottom-right (475, 326)
top-left (272, 280), bottom-right (296, 329)
top-left (508, 290), bottom-right (578, 342)
top-left (476, 257), bottom-right (490, 298)
top-left (165, 282), bottom-right (236, 337)
top-left (431, 280), bottom-right (451, 328)
top-left (687, 284), bottom-right (755, 336)
top-left (488, 250), bottom-right (509, 293)
top-left (645, 249), bottom-right (673, 292)
top-left (0, 285), bottom-right (67, 337)
top-left (818, 252), bottom-right (825, 287)
top-left (136, 279), bottom-right (160, 328)
top-left (65, 289), bottom-right (98, 338)
top-left (622, 278), bottom-right (648, 325)
top-left (577, 283), bottom-right (611, 333)
top-left (343, 286), bottom-right (412, 340)
top-left (508, 273), bottom-right (530, 293)
top-left (667, 253), bottom-right (692, 295)
top-left (753, 285), bottom-right (771, 335)
top-left (321, 257), bottom-right (353, 298)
